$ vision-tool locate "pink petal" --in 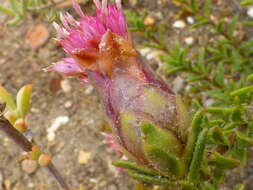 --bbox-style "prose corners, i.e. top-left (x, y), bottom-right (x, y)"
top-left (50, 58), bottom-right (85, 77)
top-left (72, 0), bottom-right (85, 17)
